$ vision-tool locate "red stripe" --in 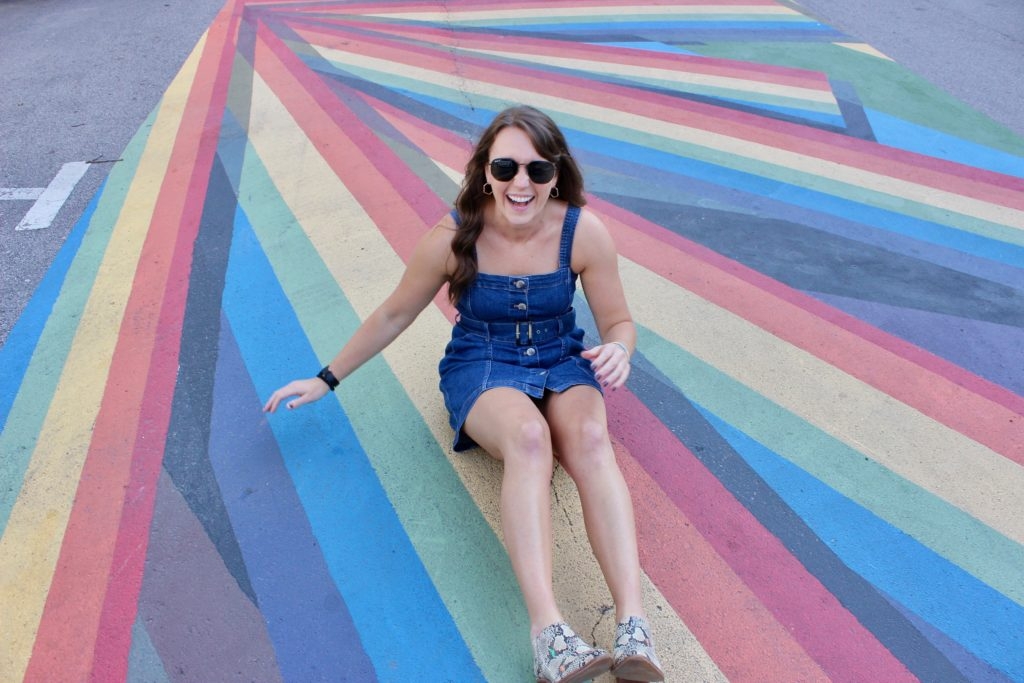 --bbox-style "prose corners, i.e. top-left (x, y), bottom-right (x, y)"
top-left (321, 0), bottom-right (783, 11)
top-left (608, 390), bottom-right (918, 682)
top-left (332, 18), bottom-right (832, 89)
top-left (298, 21), bottom-right (1024, 203)
top-left (592, 199), bottom-right (1024, 463)
top-left (23, 4), bottom-right (242, 682)
top-left (349, 87), bottom-right (1024, 462)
